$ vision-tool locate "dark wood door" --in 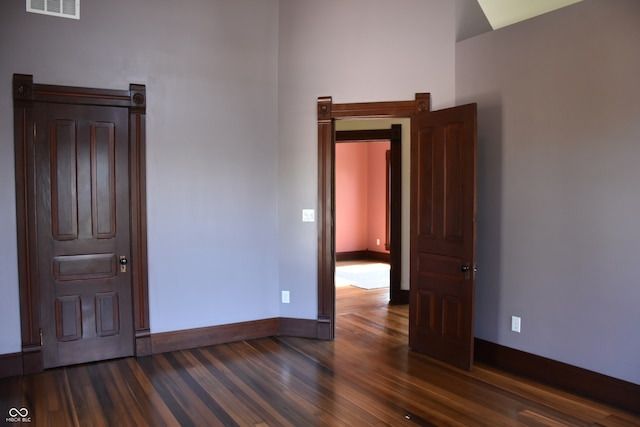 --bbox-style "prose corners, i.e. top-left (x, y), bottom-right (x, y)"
top-left (409, 103), bottom-right (477, 370)
top-left (34, 102), bottom-right (134, 368)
